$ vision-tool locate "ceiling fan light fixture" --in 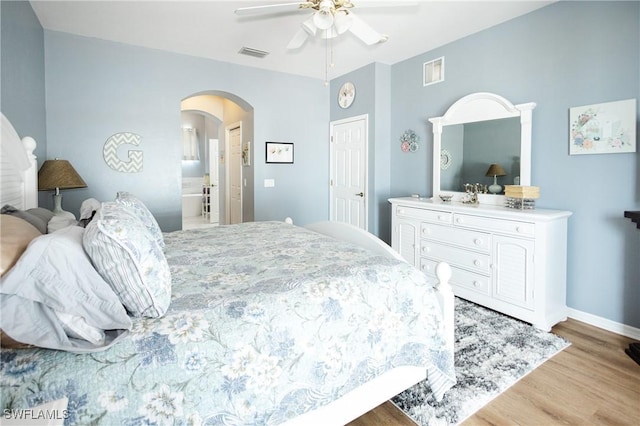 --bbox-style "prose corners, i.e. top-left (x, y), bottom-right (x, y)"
top-left (313, 0), bottom-right (335, 30)
top-left (333, 9), bottom-right (353, 34)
